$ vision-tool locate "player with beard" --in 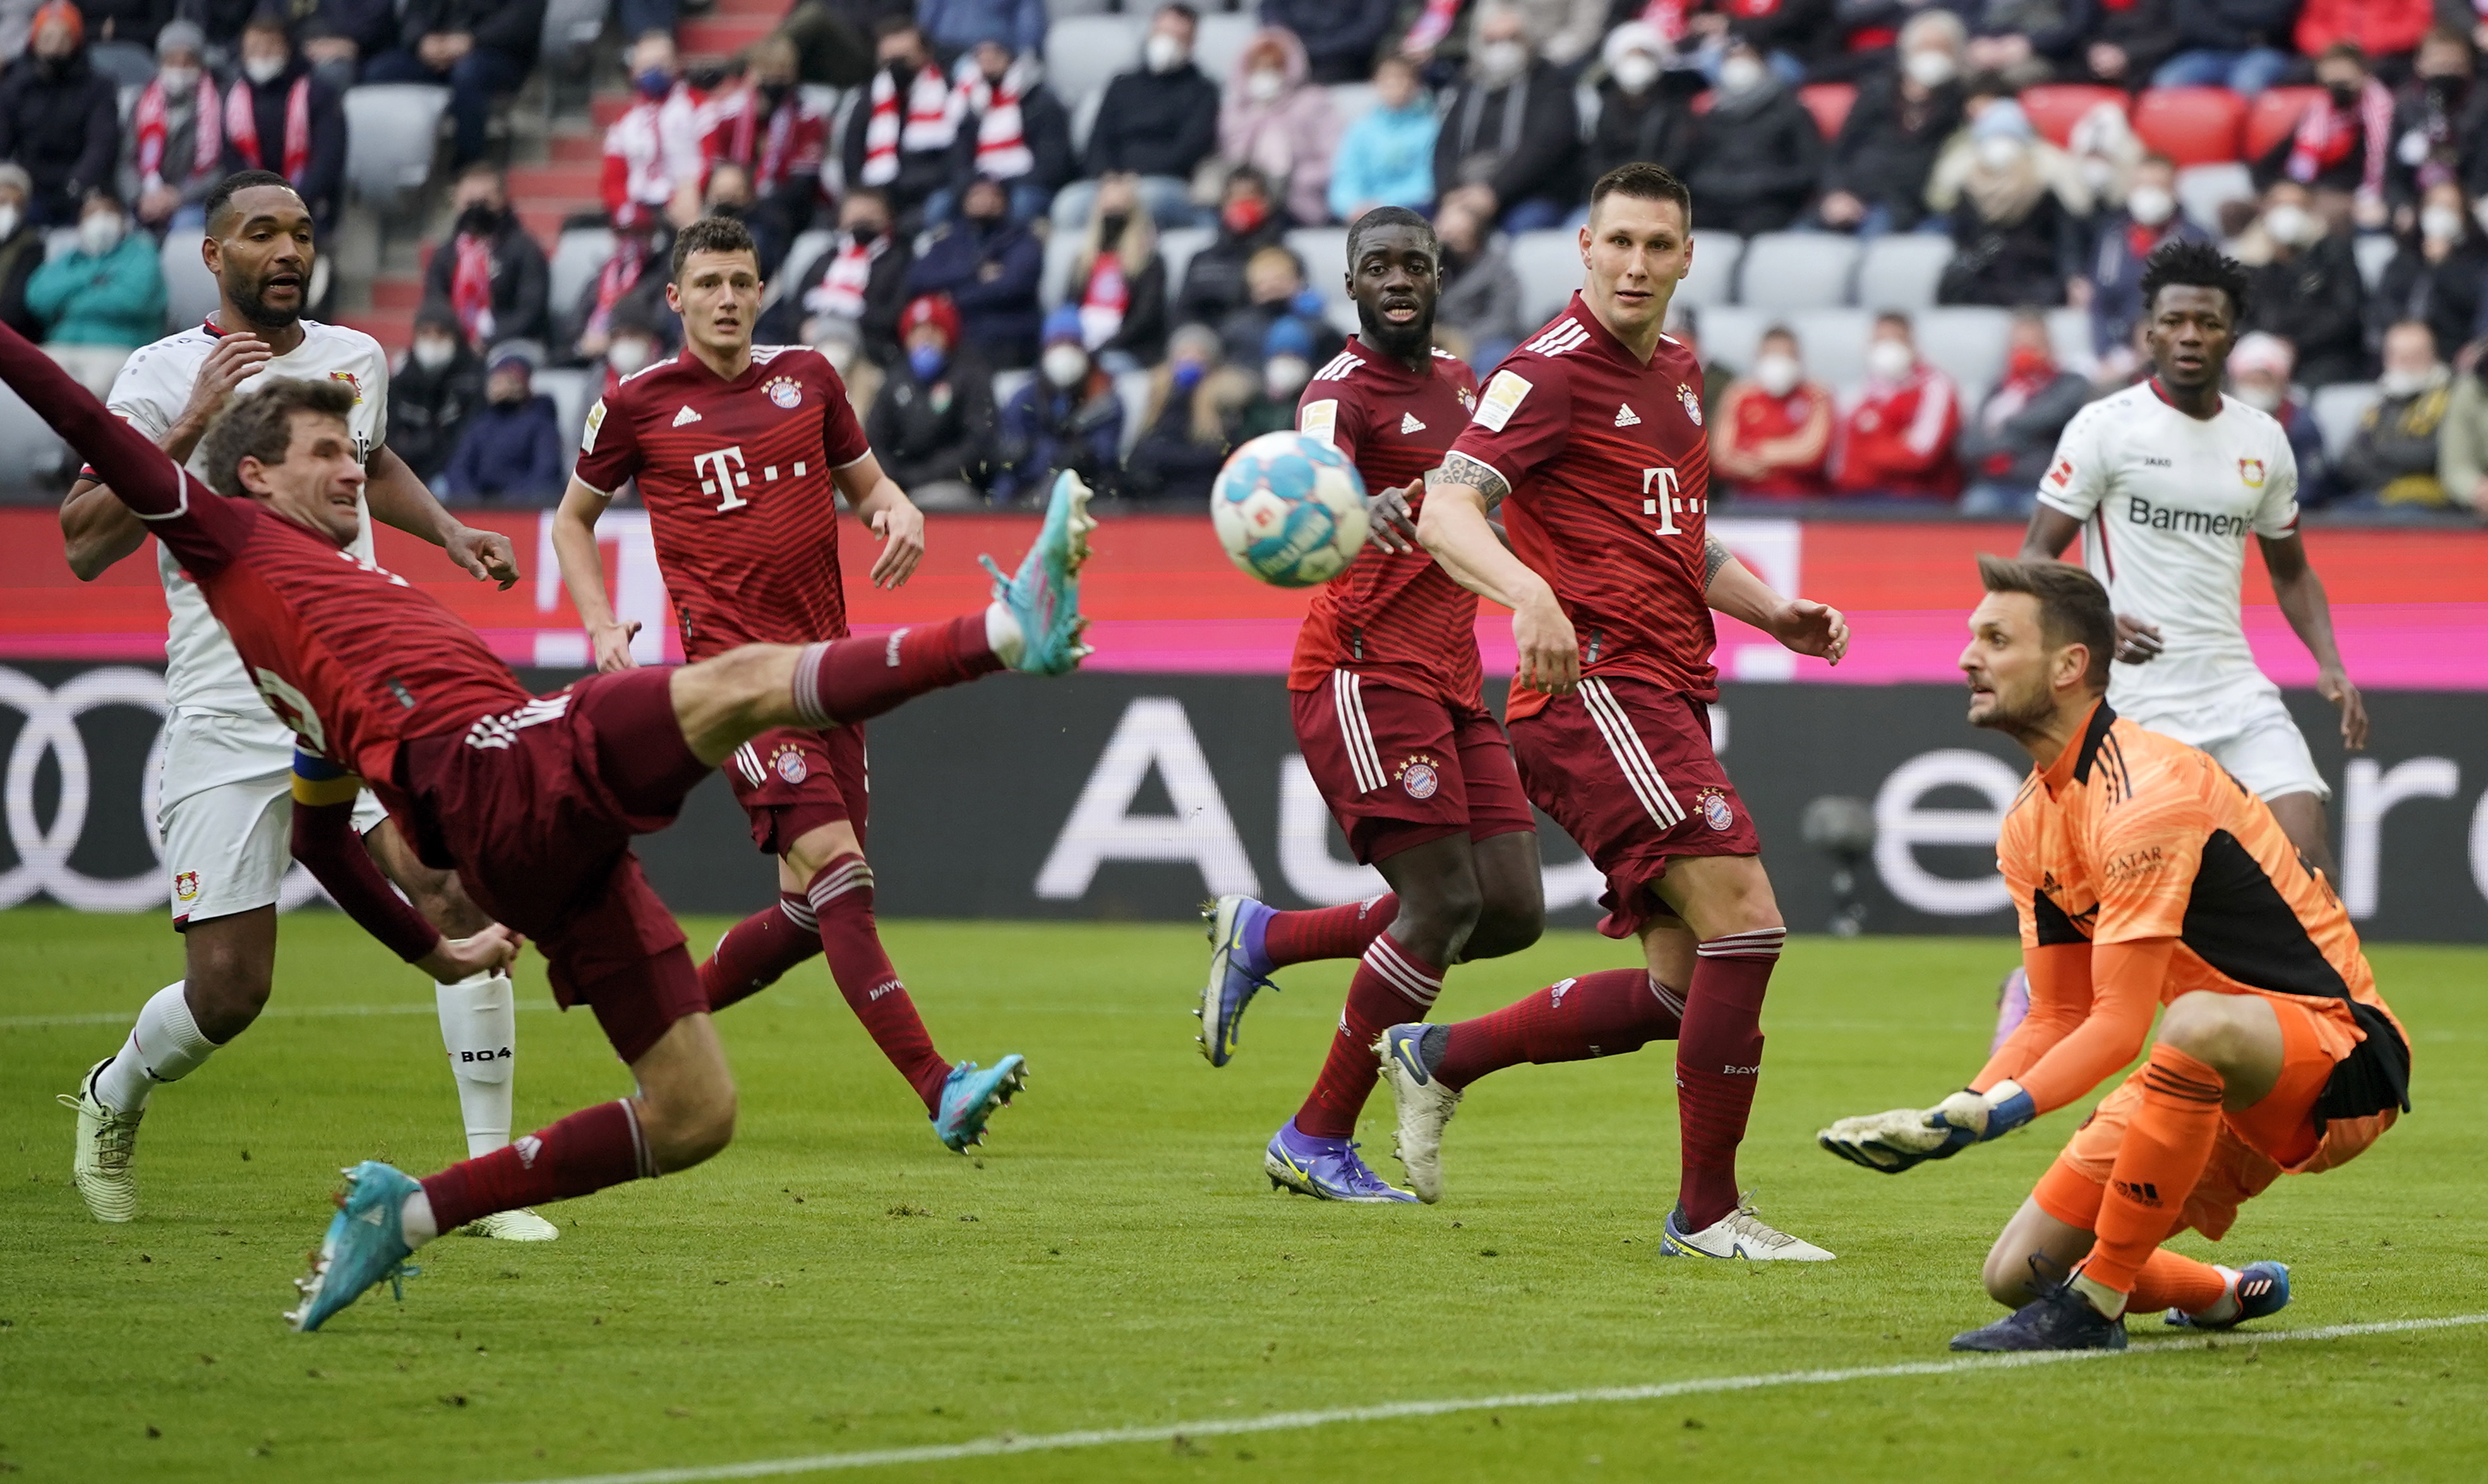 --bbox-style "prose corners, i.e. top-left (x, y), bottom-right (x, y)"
top-left (1194, 207), bottom-right (1543, 1203)
top-left (50, 171), bottom-right (549, 1240)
